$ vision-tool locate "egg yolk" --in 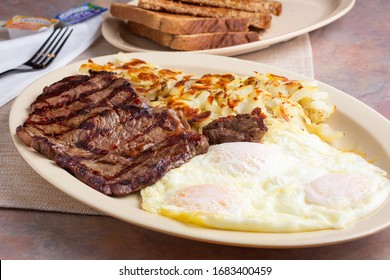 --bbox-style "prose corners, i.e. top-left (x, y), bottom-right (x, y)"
top-left (305, 173), bottom-right (371, 209)
top-left (168, 184), bottom-right (239, 214)
top-left (208, 142), bottom-right (285, 176)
